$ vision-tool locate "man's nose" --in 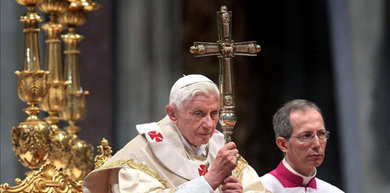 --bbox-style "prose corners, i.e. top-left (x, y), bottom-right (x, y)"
top-left (311, 135), bottom-right (321, 149)
top-left (202, 114), bottom-right (215, 129)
